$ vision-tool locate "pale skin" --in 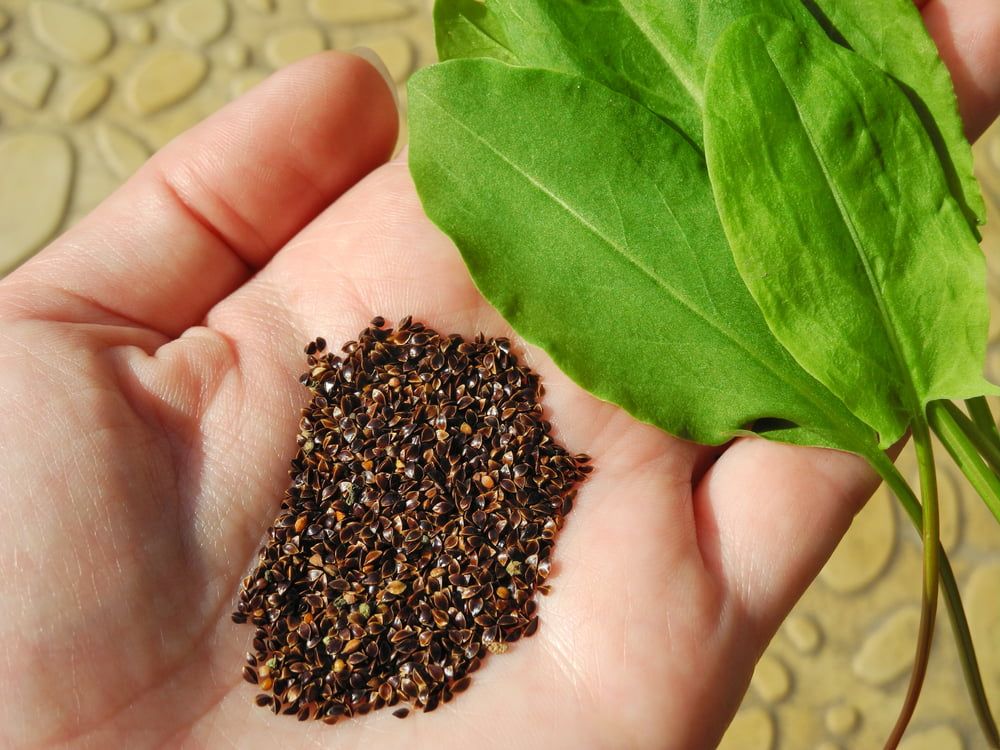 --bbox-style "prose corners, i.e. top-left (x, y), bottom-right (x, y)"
top-left (1, 3), bottom-right (998, 749)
